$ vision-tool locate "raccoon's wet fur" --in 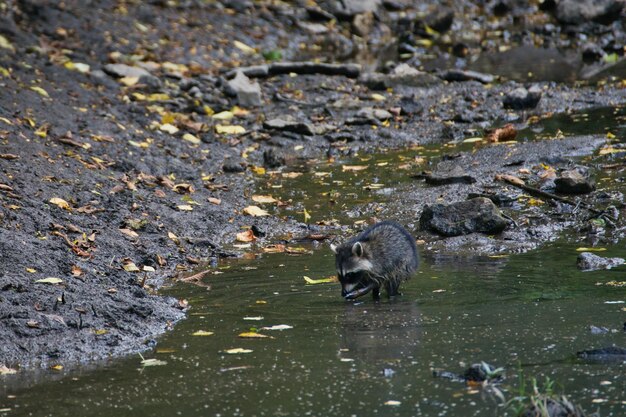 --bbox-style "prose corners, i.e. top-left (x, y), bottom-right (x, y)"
top-left (331, 221), bottom-right (419, 300)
